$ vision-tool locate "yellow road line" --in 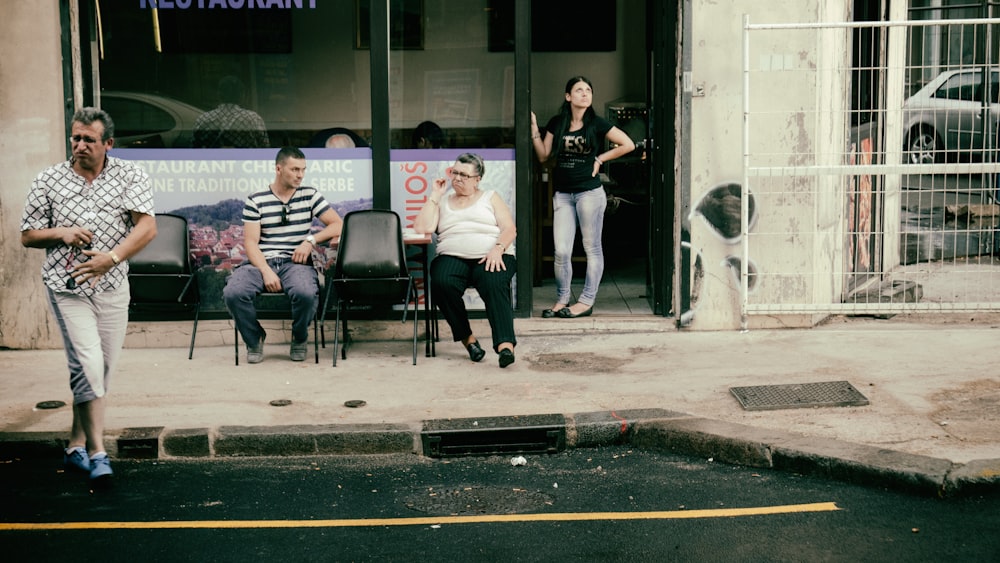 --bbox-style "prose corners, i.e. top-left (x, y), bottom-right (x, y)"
top-left (0, 502), bottom-right (839, 531)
